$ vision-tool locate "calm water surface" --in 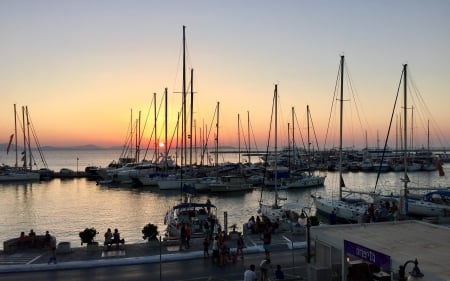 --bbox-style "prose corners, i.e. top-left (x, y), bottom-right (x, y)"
top-left (0, 149), bottom-right (448, 250)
